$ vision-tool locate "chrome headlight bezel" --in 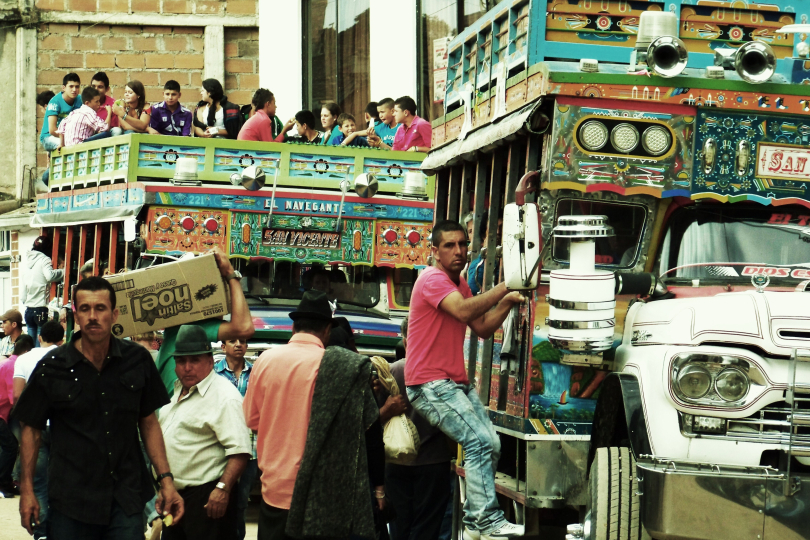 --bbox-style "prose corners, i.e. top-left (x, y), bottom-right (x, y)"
top-left (670, 353), bottom-right (756, 408)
